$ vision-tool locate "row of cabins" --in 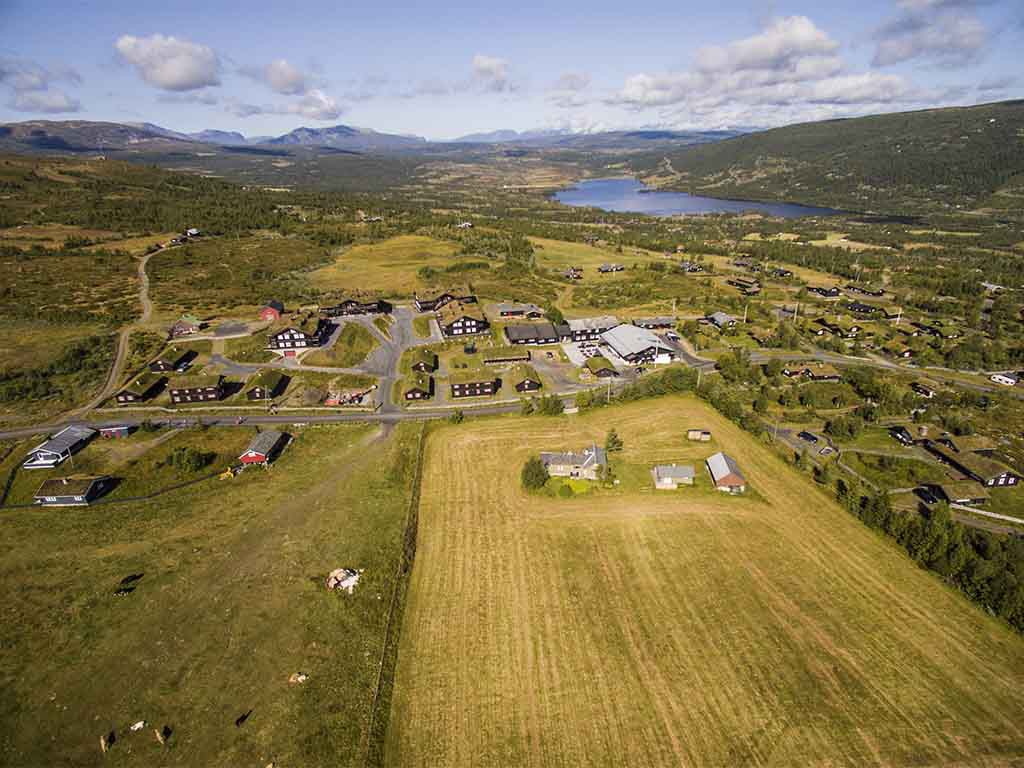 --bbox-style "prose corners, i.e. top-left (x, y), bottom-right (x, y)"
top-left (889, 427), bottom-right (1021, 489)
top-left (119, 370), bottom-right (287, 406)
